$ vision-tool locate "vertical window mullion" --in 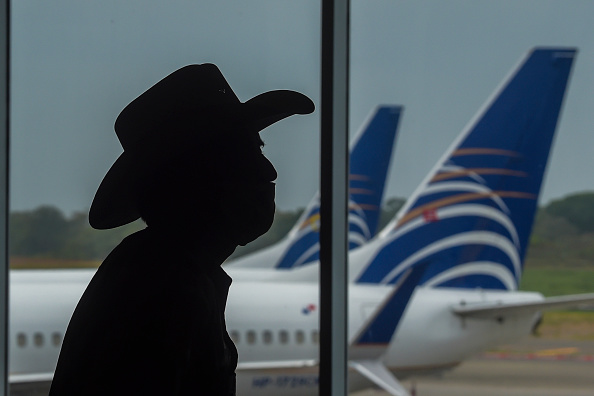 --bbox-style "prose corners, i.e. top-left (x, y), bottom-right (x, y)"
top-left (320, 0), bottom-right (349, 395)
top-left (0, 0), bottom-right (8, 393)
